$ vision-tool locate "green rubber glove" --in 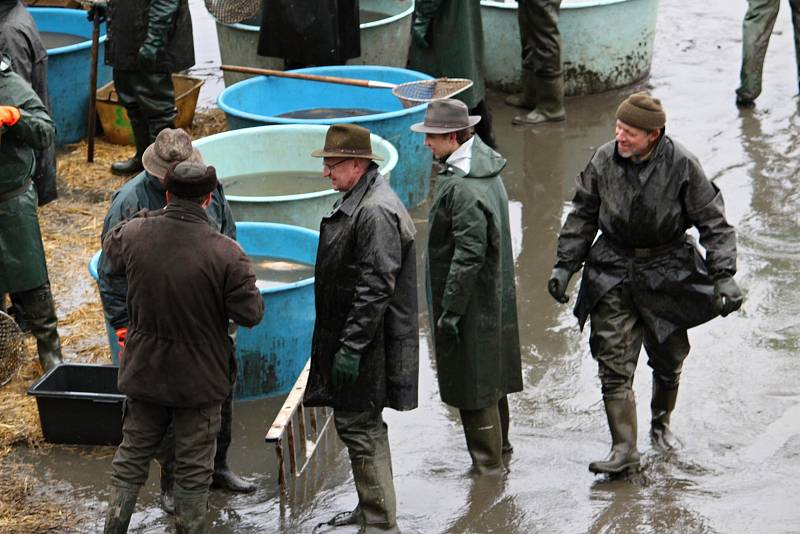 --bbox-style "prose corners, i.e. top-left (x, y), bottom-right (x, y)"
top-left (332, 346), bottom-right (361, 387)
top-left (714, 277), bottom-right (743, 317)
top-left (436, 310), bottom-right (461, 343)
top-left (138, 40), bottom-right (161, 70)
top-left (547, 267), bottom-right (572, 304)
